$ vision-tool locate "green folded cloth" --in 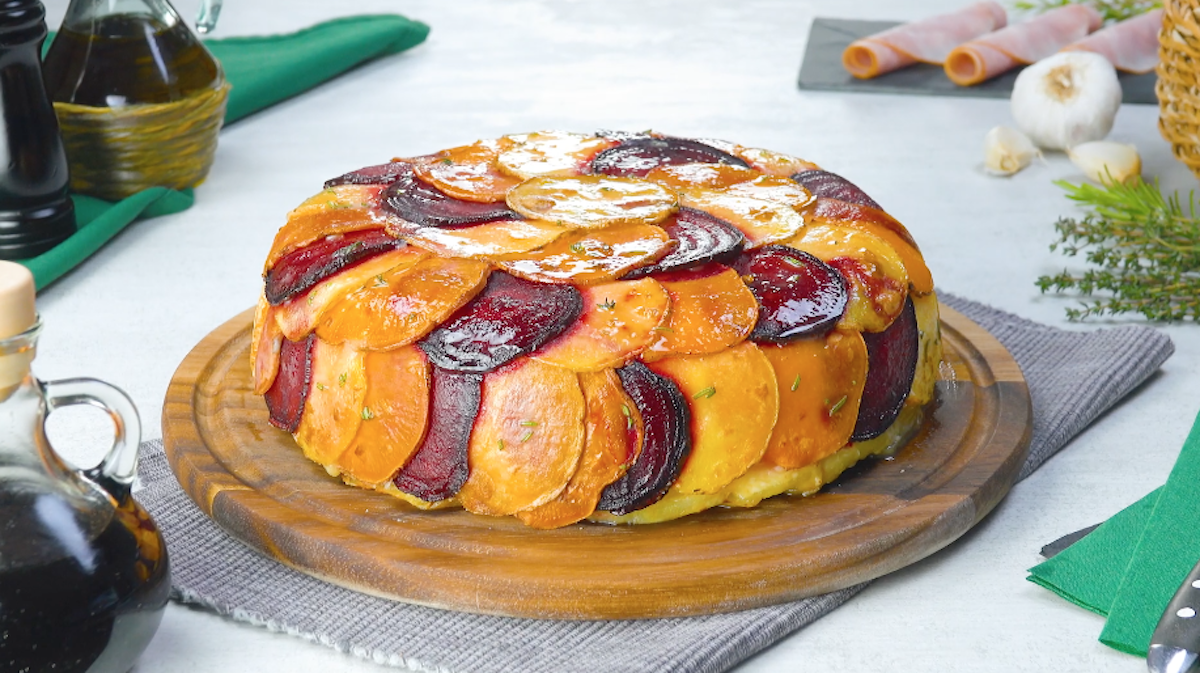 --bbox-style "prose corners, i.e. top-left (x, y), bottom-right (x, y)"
top-left (19, 14), bottom-right (430, 290)
top-left (1029, 408), bottom-right (1200, 656)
